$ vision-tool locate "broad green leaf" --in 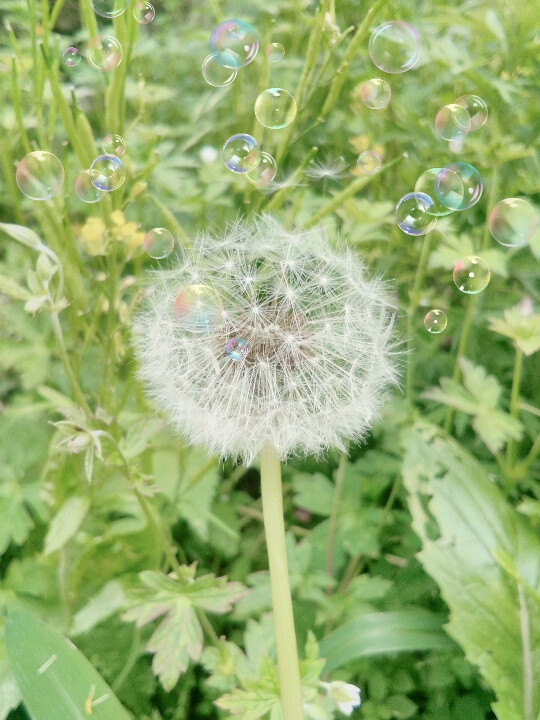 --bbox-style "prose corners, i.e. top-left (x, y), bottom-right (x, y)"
top-left (70, 581), bottom-right (127, 636)
top-left (0, 621), bottom-right (20, 720)
top-left (489, 306), bottom-right (540, 356)
top-left (44, 496), bottom-right (90, 555)
top-left (319, 610), bottom-right (455, 673)
top-left (292, 473), bottom-right (335, 515)
top-left (402, 422), bottom-right (540, 720)
top-left (5, 611), bottom-right (132, 720)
